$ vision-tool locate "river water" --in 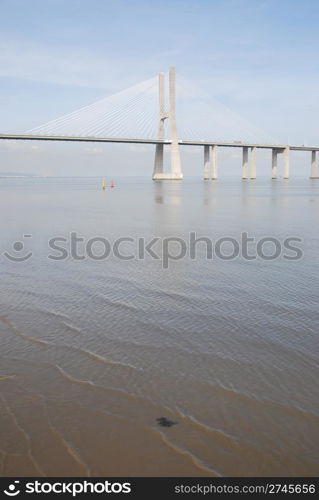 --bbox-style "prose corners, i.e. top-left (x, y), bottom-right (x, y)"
top-left (0, 177), bottom-right (318, 477)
